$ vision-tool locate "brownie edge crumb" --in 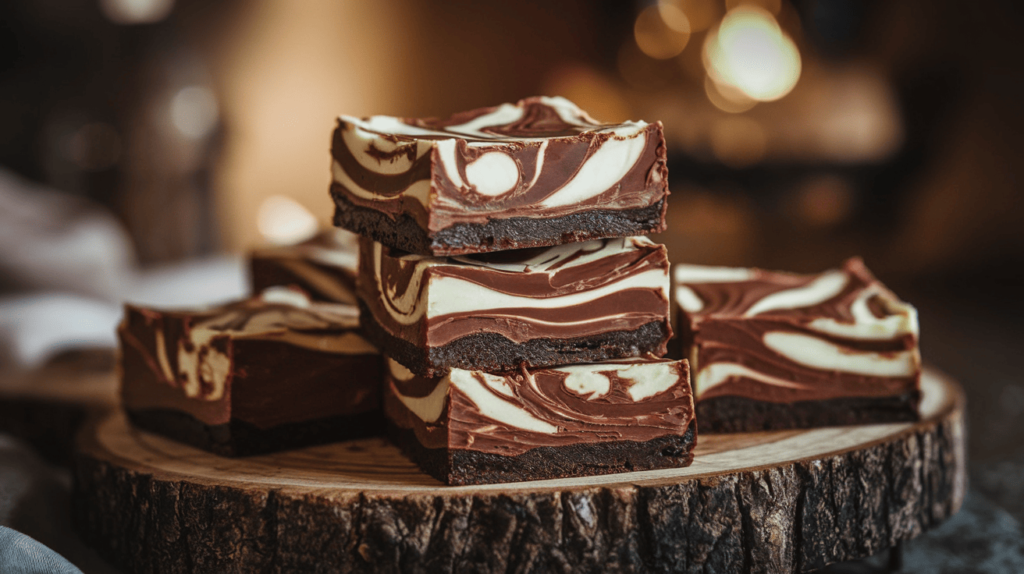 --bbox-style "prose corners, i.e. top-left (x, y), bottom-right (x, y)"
top-left (387, 420), bottom-right (697, 485)
top-left (126, 408), bottom-right (384, 457)
top-left (696, 392), bottom-right (921, 434)
top-left (359, 300), bottom-right (671, 377)
top-left (332, 185), bottom-right (666, 256)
